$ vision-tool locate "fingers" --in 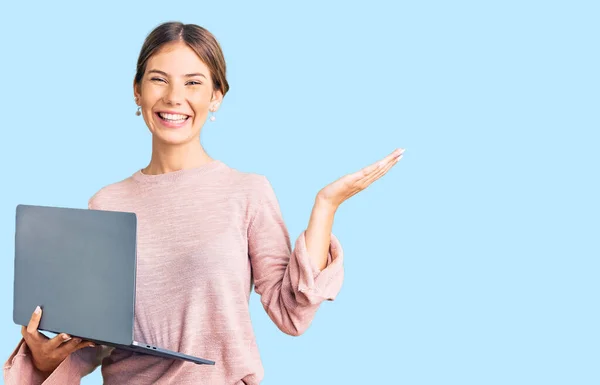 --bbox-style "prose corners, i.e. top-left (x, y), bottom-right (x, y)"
top-left (372, 152), bottom-right (403, 180)
top-left (57, 337), bottom-right (95, 355)
top-left (340, 159), bottom-right (399, 201)
top-left (359, 148), bottom-right (405, 179)
top-left (375, 148), bottom-right (403, 172)
top-left (76, 340), bottom-right (96, 351)
top-left (47, 333), bottom-right (72, 350)
top-left (362, 154), bottom-right (402, 187)
top-left (357, 149), bottom-right (404, 184)
top-left (338, 148), bottom-right (404, 201)
top-left (378, 148), bottom-right (404, 167)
